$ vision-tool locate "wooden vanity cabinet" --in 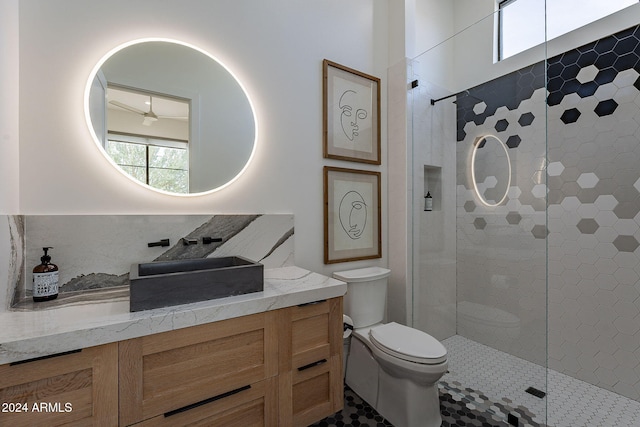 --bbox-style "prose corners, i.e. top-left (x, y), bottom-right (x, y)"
top-left (120, 297), bottom-right (343, 427)
top-left (0, 296), bottom-right (343, 427)
top-left (118, 310), bottom-right (279, 426)
top-left (278, 298), bottom-right (344, 427)
top-left (0, 343), bottom-right (118, 427)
